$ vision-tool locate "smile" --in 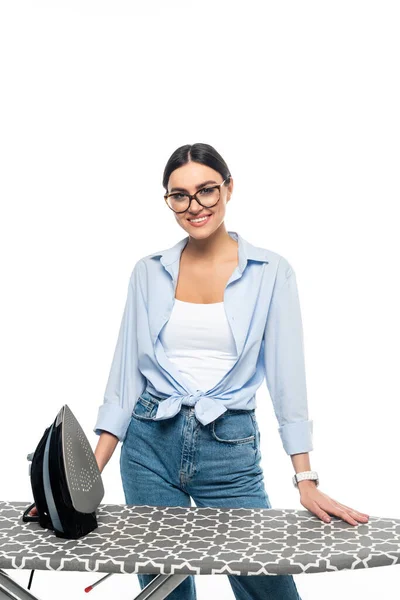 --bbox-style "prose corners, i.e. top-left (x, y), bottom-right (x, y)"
top-left (187, 214), bottom-right (212, 226)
